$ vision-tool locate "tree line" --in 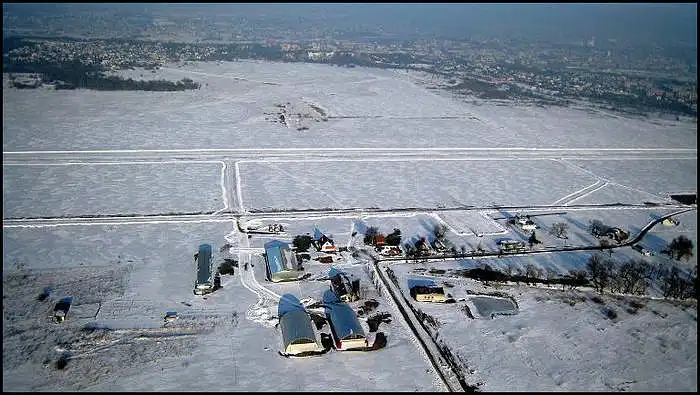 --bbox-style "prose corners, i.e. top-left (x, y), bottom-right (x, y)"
top-left (4, 59), bottom-right (200, 91)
